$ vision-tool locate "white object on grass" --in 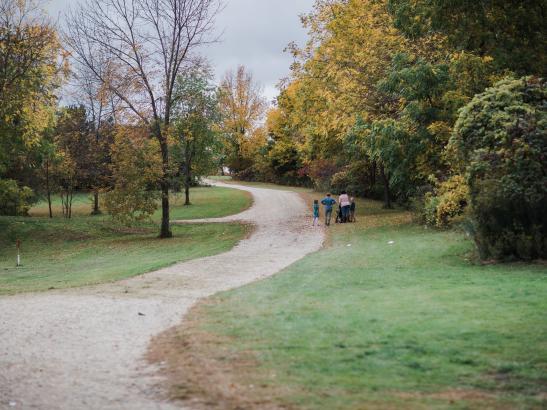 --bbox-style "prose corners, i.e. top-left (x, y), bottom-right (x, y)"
top-left (347, 244), bottom-right (352, 247)
top-left (388, 241), bottom-right (395, 245)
